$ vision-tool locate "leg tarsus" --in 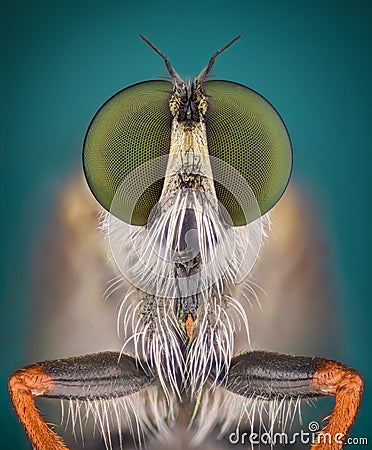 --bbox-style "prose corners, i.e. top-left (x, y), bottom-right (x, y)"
top-left (9, 364), bottom-right (68, 450)
top-left (310, 361), bottom-right (363, 450)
